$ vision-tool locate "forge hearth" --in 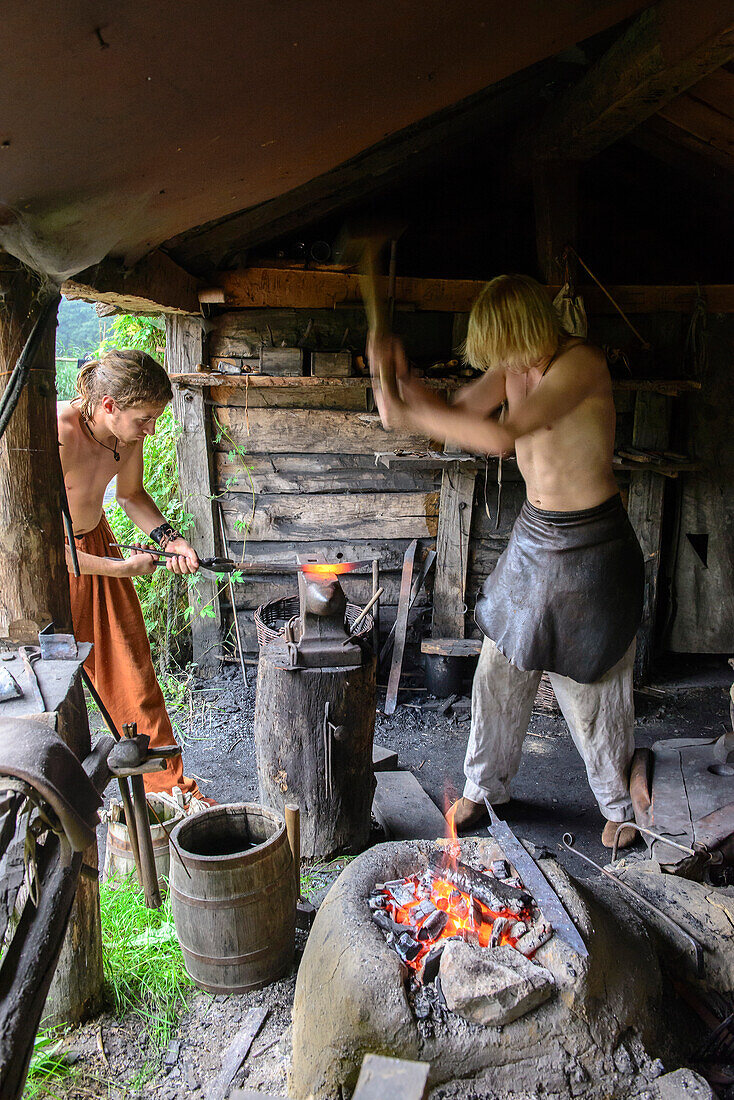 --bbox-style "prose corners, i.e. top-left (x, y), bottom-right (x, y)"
top-left (291, 838), bottom-right (672, 1100)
